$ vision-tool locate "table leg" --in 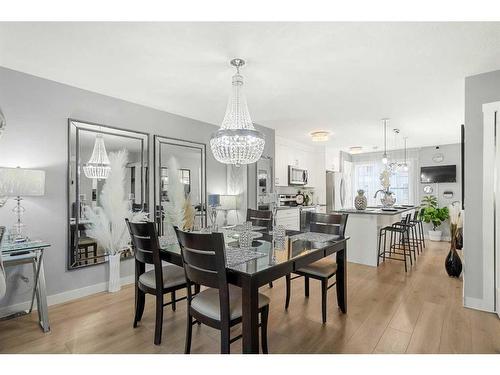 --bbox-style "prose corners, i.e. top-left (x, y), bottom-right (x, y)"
top-left (241, 276), bottom-right (260, 354)
top-left (35, 253), bottom-right (50, 332)
top-left (336, 244), bottom-right (347, 313)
